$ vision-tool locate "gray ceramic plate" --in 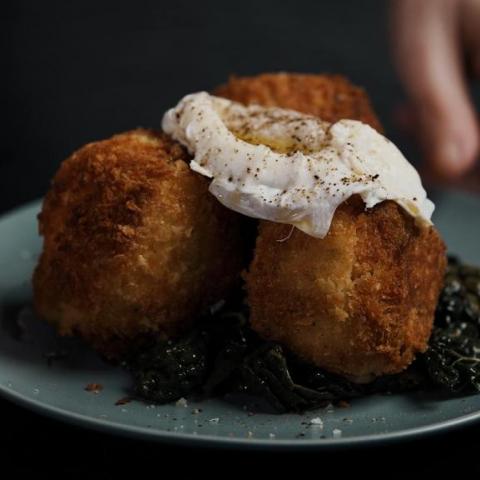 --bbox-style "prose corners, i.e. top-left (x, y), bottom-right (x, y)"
top-left (1, 191), bottom-right (479, 449)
